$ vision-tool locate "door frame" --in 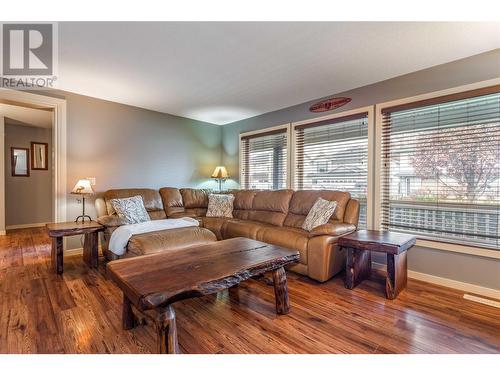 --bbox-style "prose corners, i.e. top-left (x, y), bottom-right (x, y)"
top-left (0, 88), bottom-right (67, 233)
